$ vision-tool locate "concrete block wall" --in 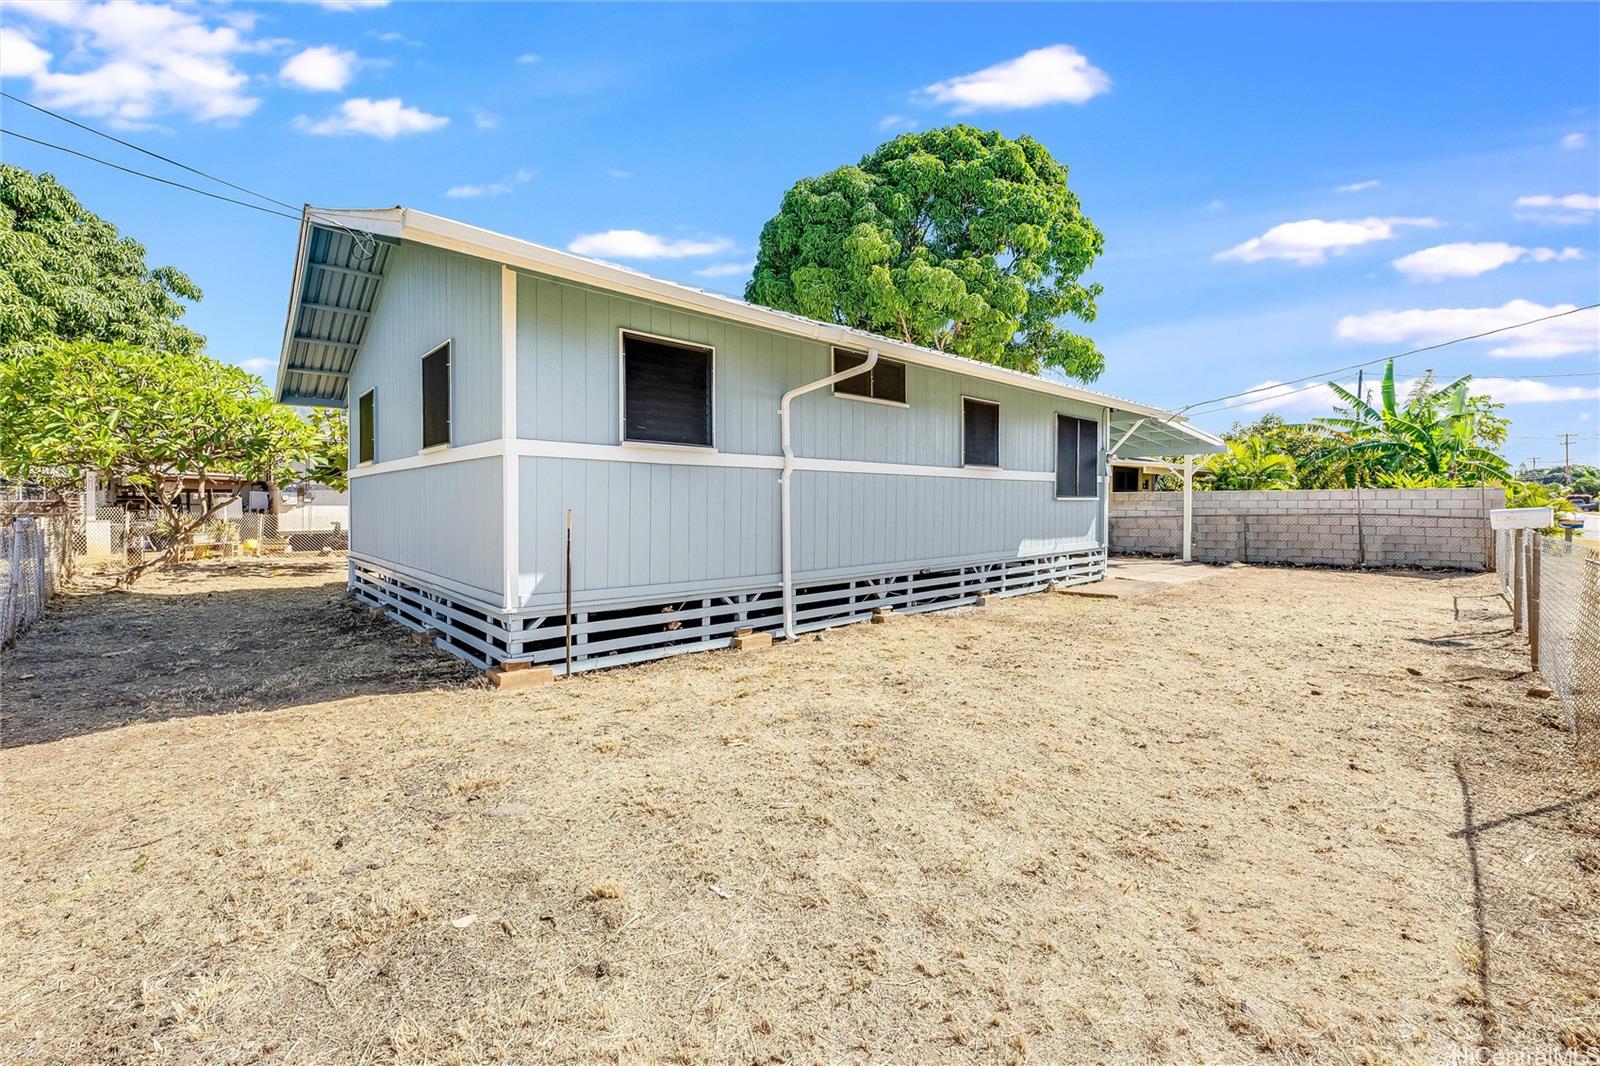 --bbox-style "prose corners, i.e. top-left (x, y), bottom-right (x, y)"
top-left (1109, 487), bottom-right (1504, 571)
